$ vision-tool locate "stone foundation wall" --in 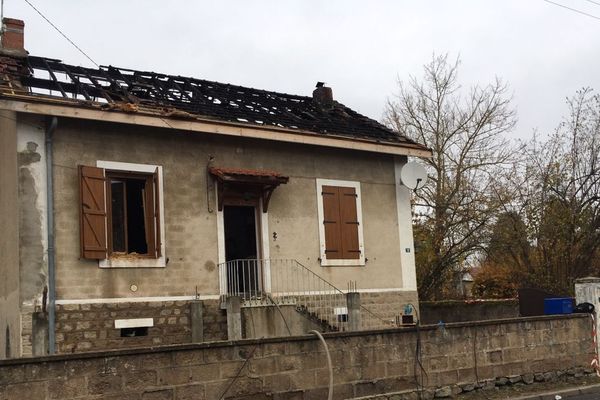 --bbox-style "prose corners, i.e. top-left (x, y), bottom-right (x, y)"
top-left (48, 292), bottom-right (416, 353)
top-left (360, 290), bottom-right (419, 327)
top-left (19, 306), bottom-right (33, 357)
top-left (0, 314), bottom-right (591, 399)
top-left (54, 299), bottom-right (226, 353)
